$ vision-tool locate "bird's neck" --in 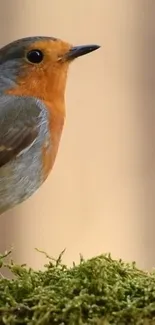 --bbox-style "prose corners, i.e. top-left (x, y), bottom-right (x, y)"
top-left (5, 68), bottom-right (68, 118)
